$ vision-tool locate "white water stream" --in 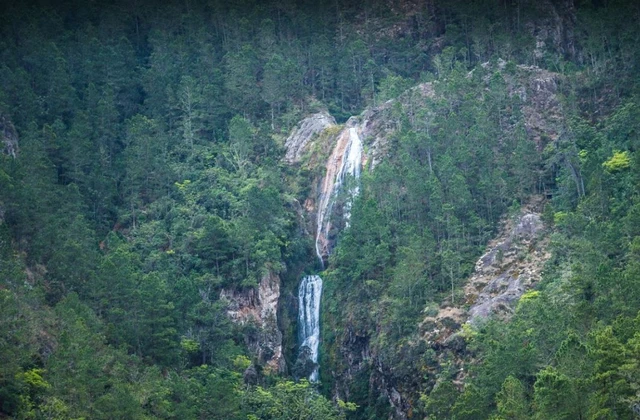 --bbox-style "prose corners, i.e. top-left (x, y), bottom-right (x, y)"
top-left (298, 275), bottom-right (323, 382)
top-left (298, 126), bottom-right (363, 382)
top-left (314, 127), bottom-right (363, 265)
